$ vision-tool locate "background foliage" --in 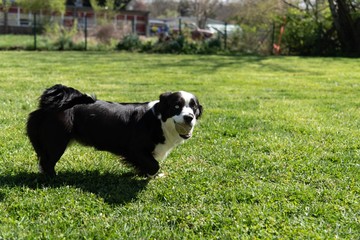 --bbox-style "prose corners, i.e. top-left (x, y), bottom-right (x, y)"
top-left (1, 0), bottom-right (359, 55)
top-left (147, 0), bottom-right (359, 56)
